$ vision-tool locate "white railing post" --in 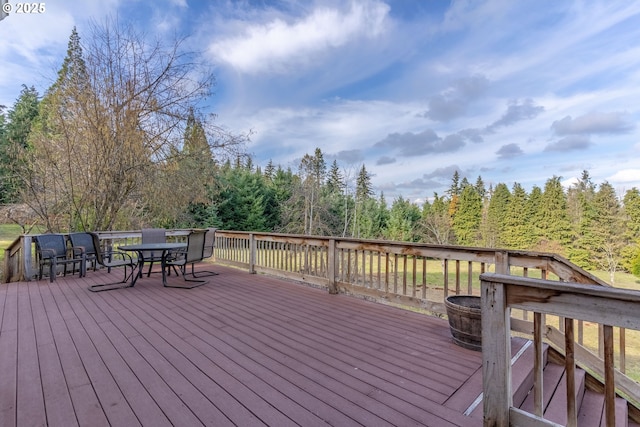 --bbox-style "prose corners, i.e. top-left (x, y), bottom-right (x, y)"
top-left (482, 277), bottom-right (511, 426)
